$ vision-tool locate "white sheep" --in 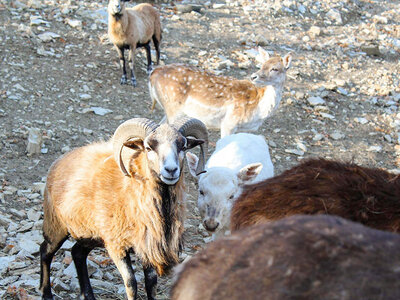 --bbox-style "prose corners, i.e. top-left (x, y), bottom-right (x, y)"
top-left (39, 117), bottom-right (208, 300)
top-left (186, 133), bottom-right (274, 238)
top-left (108, 0), bottom-right (162, 86)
